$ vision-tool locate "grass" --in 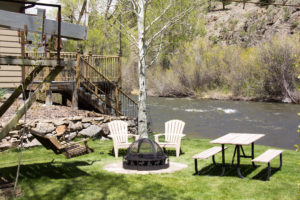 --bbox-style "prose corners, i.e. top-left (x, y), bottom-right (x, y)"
top-left (0, 137), bottom-right (299, 200)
